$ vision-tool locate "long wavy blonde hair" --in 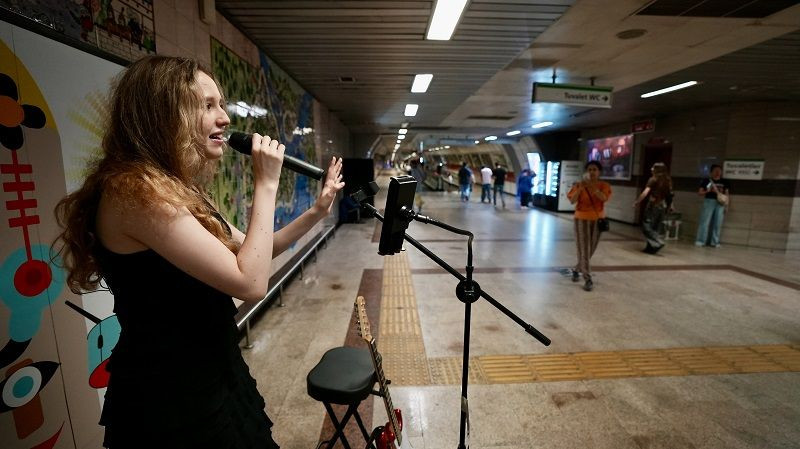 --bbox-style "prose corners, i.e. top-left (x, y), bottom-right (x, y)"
top-left (54, 56), bottom-right (238, 293)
